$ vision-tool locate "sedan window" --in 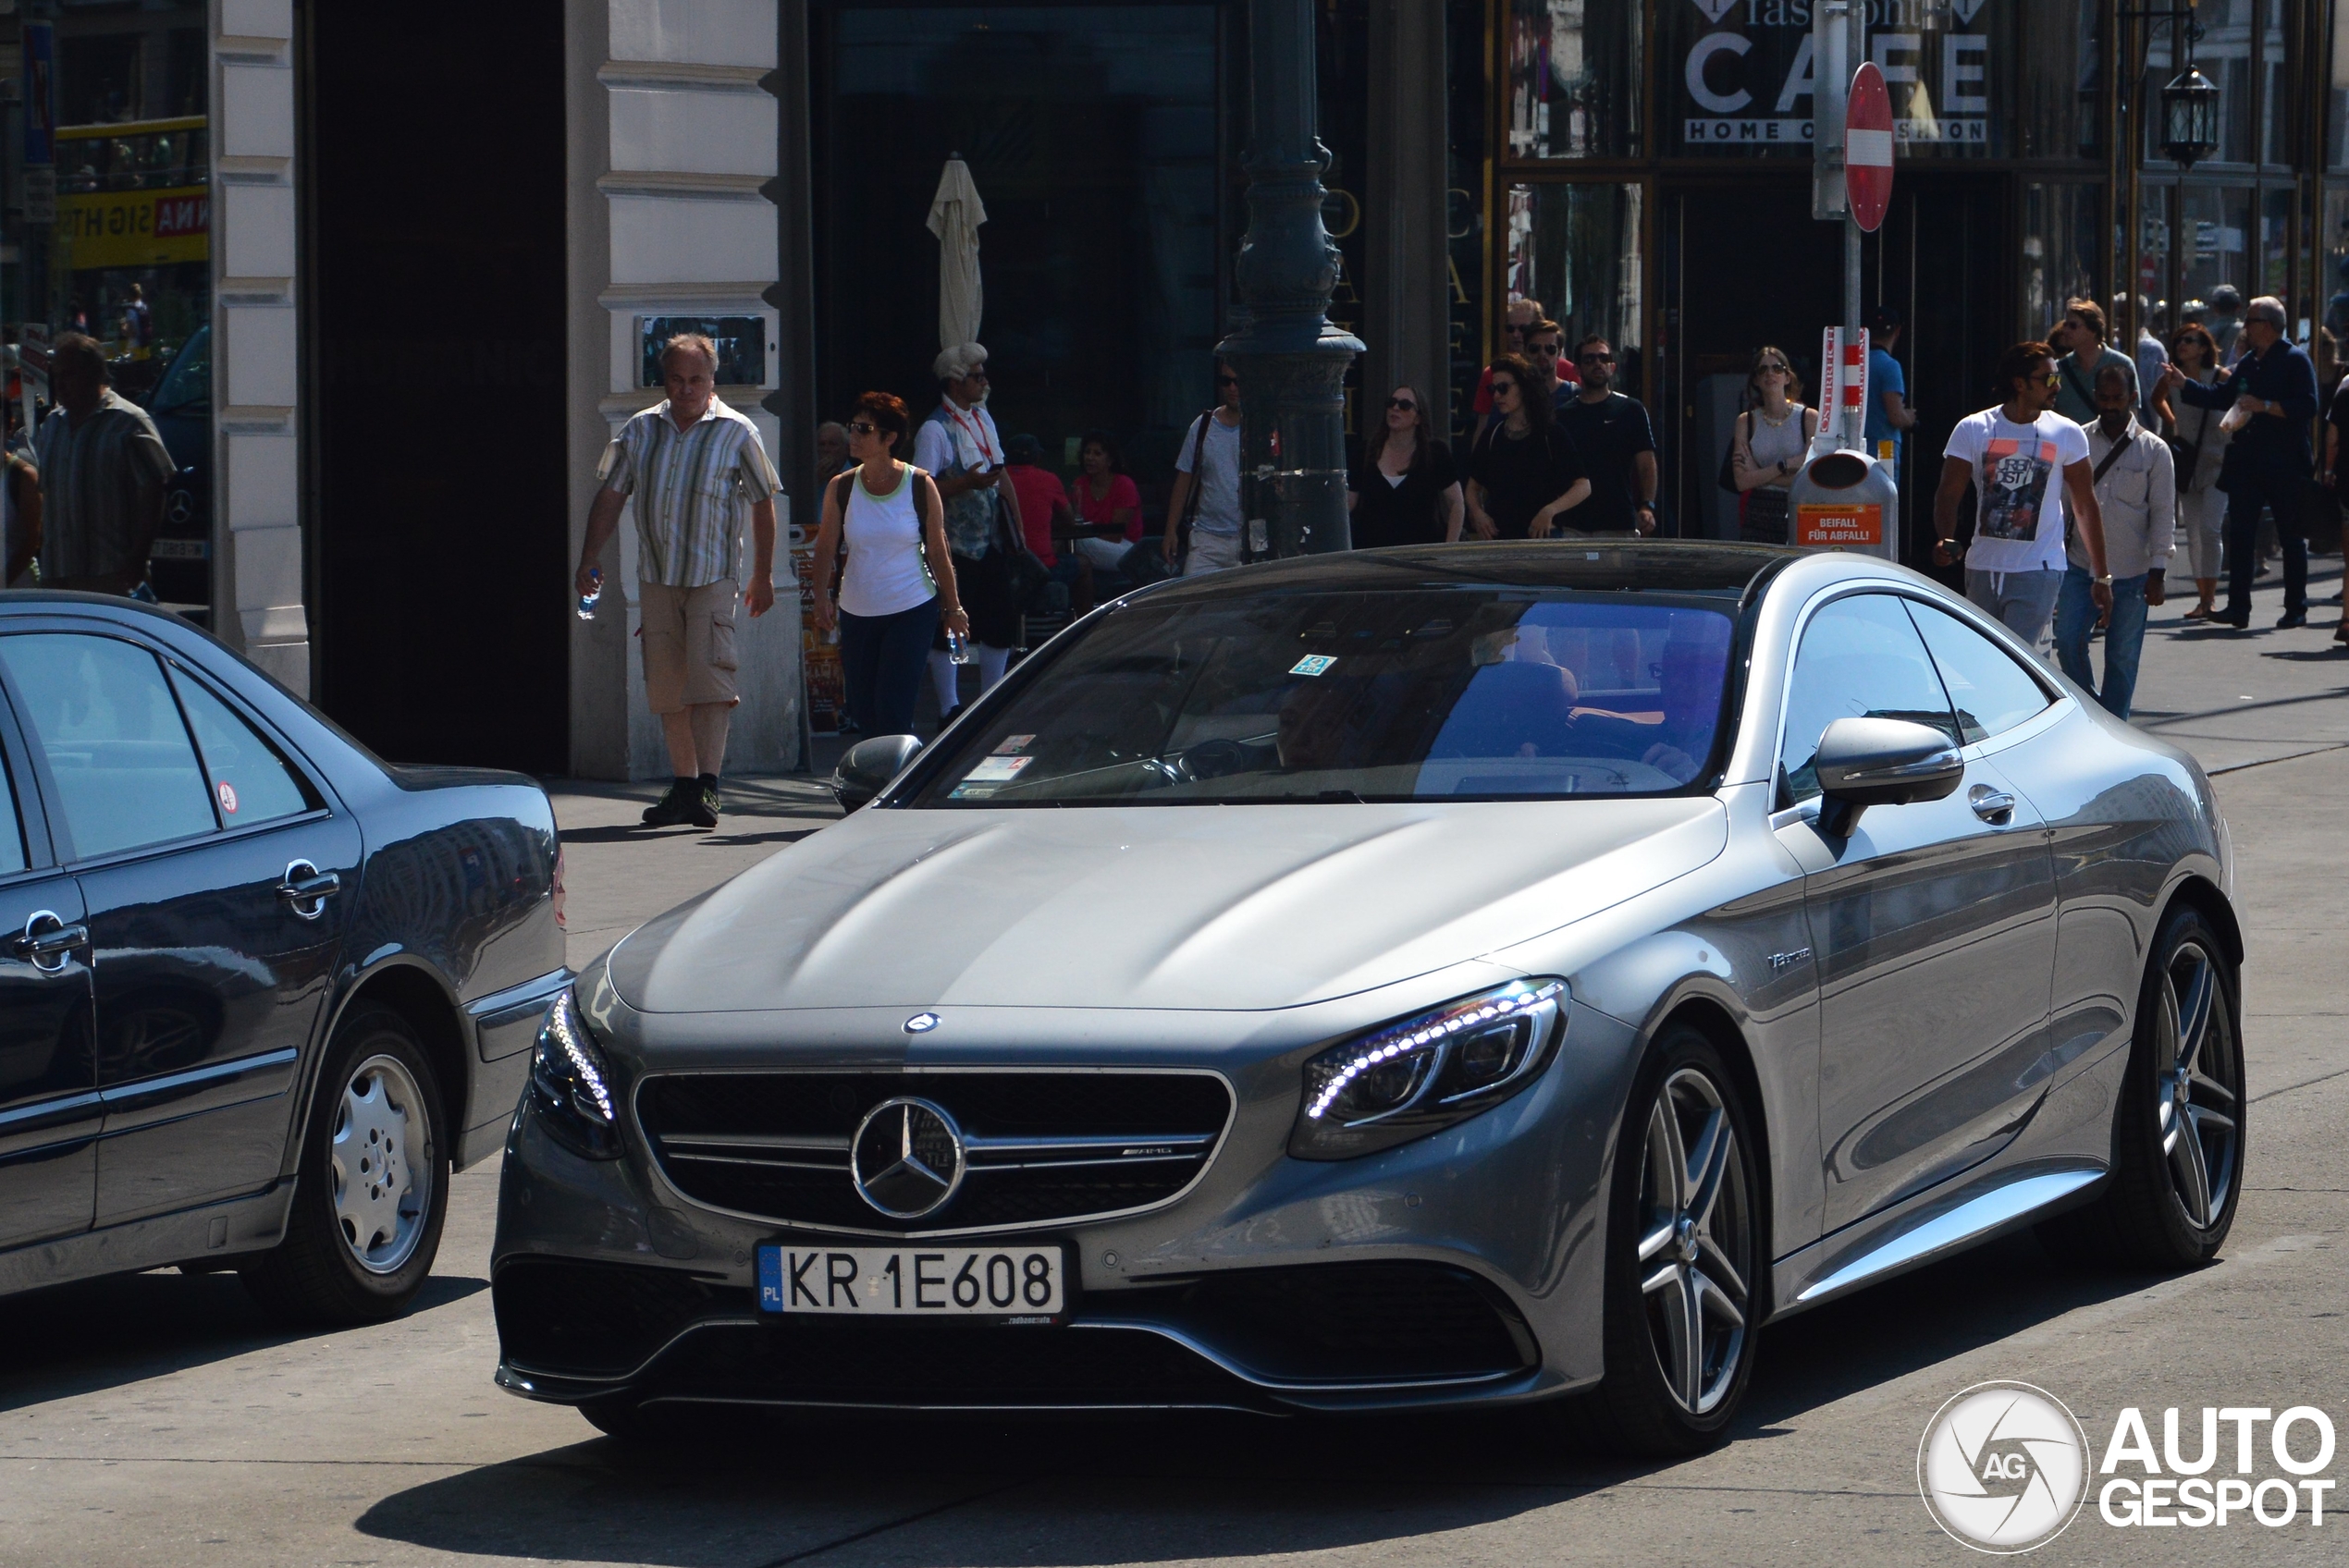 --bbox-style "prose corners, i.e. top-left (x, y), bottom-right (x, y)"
top-left (1779, 594), bottom-right (1960, 802)
top-left (1902, 600), bottom-right (2053, 743)
top-left (0, 633), bottom-right (217, 858)
top-left (167, 666), bottom-right (316, 827)
top-left (0, 752), bottom-right (25, 875)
